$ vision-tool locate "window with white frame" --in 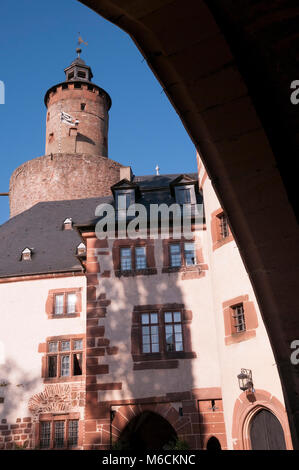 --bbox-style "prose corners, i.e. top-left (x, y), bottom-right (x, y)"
top-left (135, 246), bottom-right (147, 269)
top-left (141, 313), bottom-right (159, 353)
top-left (46, 338), bottom-right (83, 378)
top-left (164, 312), bottom-right (183, 352)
